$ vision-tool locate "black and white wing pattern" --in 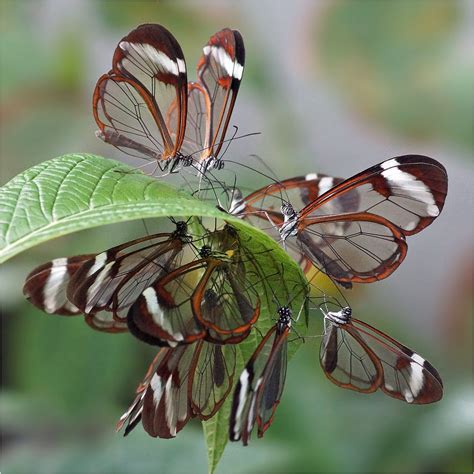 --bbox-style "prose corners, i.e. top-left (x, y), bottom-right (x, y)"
top-left (117, 341), bottom-right (237, 438)
top-left (168, 28), bottom-right (245, 167)
top-left (23, 255), bottom-right (128, 332)
top-left (23, 255), bottom-right (92, 315)
top-left (67, 230), bottom-right (189, 319)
